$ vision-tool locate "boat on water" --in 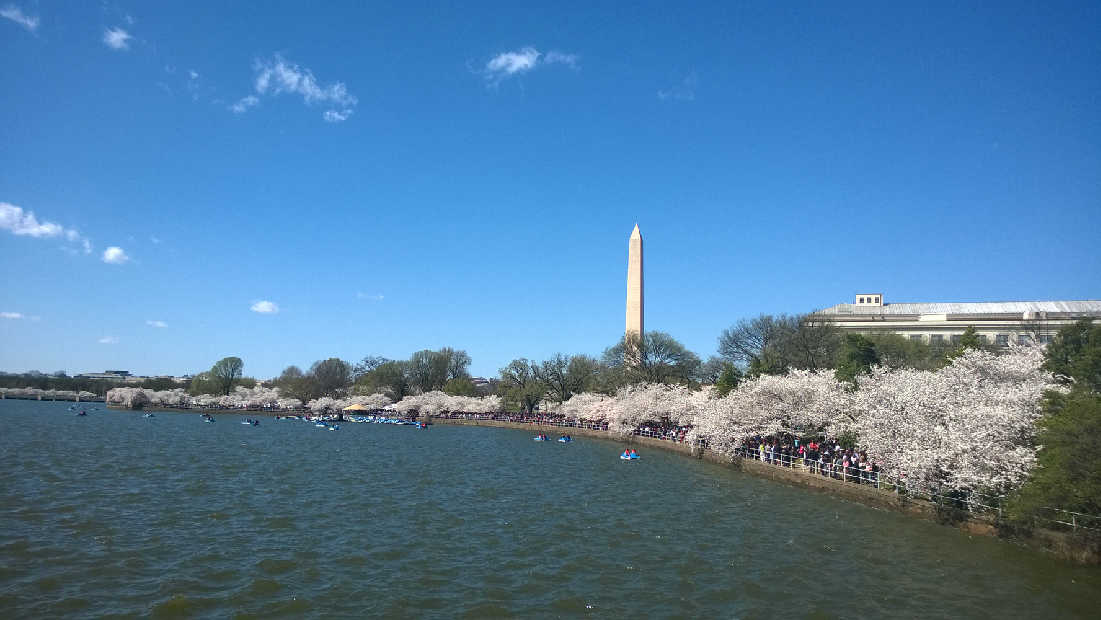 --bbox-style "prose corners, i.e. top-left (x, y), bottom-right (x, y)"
top-left (143, 413), bottom-right (155, 418)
